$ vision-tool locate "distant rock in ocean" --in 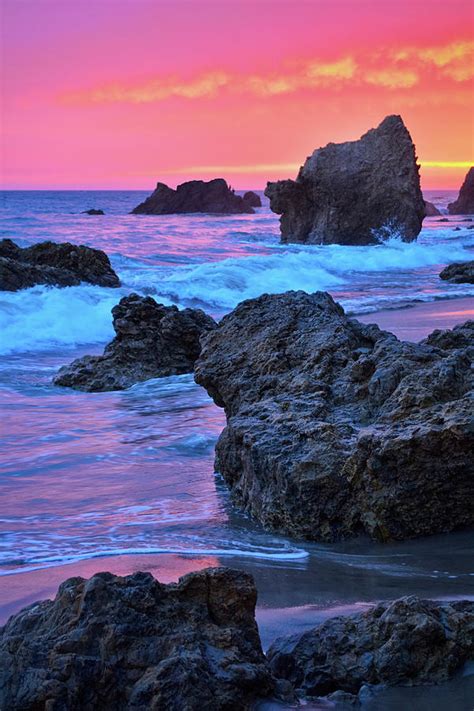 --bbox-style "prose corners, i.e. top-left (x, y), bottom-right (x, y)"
top-left (0, 238), bottom-right (120, 291)
top-left (82, 208), bottom-right (105, 215)
top-left (195, 290), bottom-right (473, 543)
top-left (131, 178), bottom-right (255, 215)
top-left (54, 293), bottom-right (217, 391)
top-left (439, 260), bottom-right (474, 284)
top-left (448, 167), bottom-right (474, 214)
top-left (243, 190), bottom-right (262, 207)
top-left (265, 115), bottom-right (425, 245)
top-left (424, 199), bottom-right (441, 216)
